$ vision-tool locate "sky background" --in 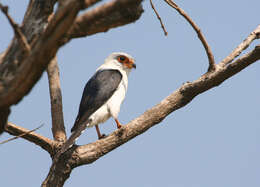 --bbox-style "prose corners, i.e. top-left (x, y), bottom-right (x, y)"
top-left (0, 0), bottom-right (259, 187)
